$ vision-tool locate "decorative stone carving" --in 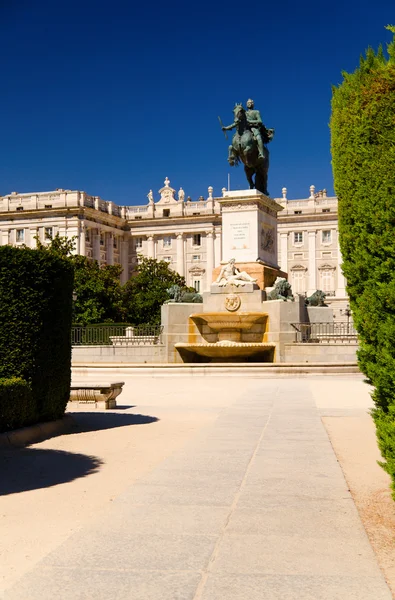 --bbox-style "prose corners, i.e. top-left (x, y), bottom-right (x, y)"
top-left (261, 225), bottom-right (275, 253)
top-left (225, 294), bottom-right (241, 312)
top-left (215, 258), bottom-right (257, 287)
top-left (318, 263), bottom-right (336, 271)
top-left (291, 264), bottom-right (308, 271)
